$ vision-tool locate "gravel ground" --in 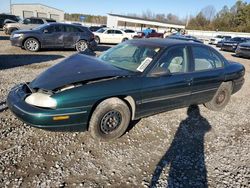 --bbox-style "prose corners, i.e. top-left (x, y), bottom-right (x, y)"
top-left (0, 31), bottom-right (249, 188)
